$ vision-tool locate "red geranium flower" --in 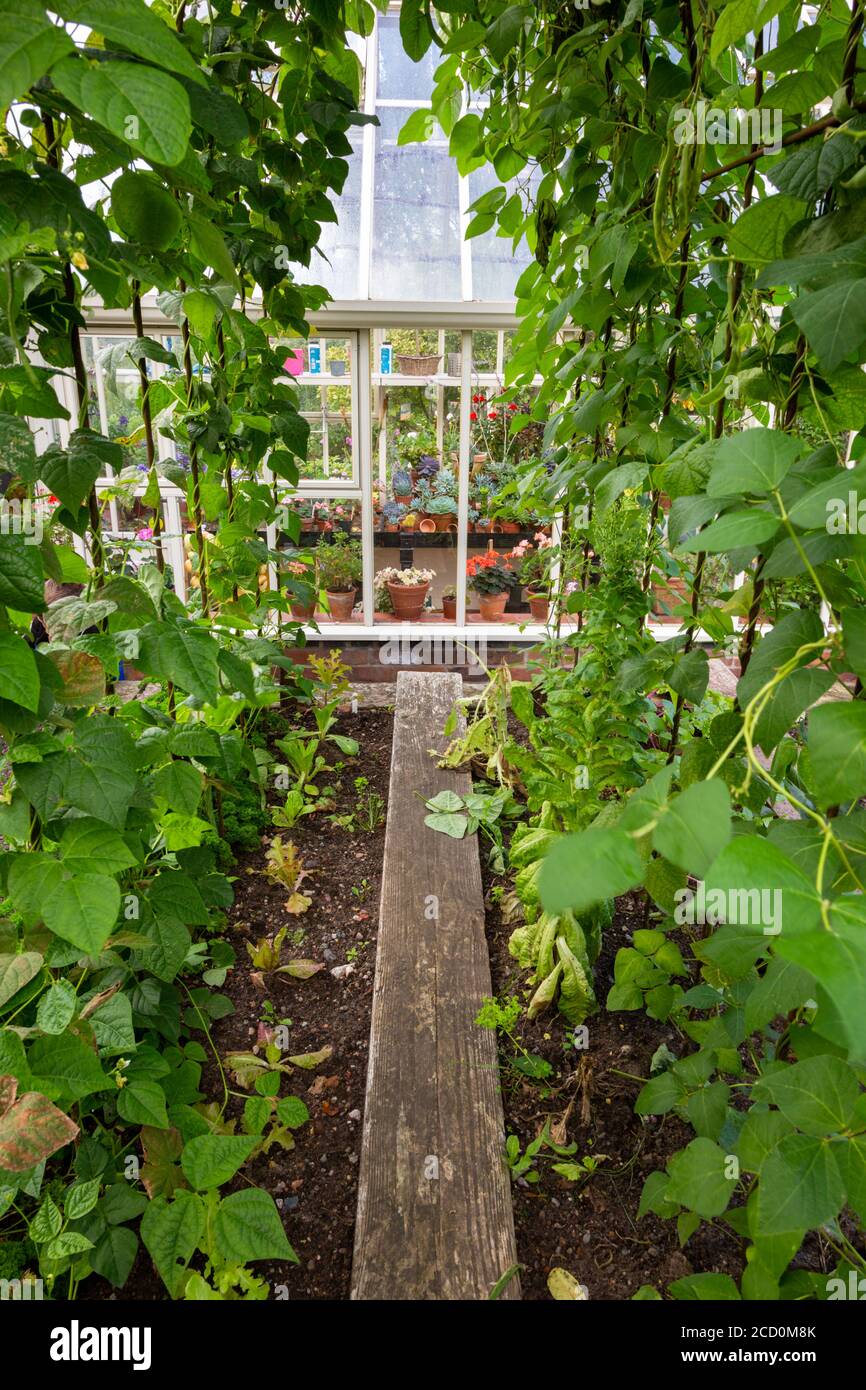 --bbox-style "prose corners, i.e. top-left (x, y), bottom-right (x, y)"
top-left (508, 402), bottom-right (518, 411)
top-left (488, 411), bottom-right (498, 419)
top-left (470, 411), bottom-right (478, 421)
